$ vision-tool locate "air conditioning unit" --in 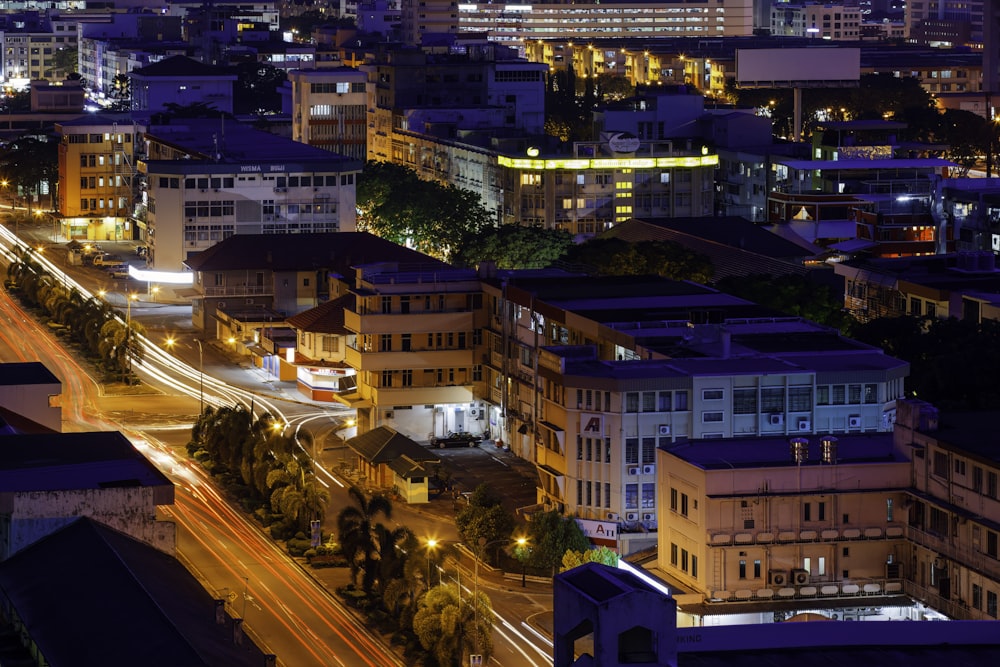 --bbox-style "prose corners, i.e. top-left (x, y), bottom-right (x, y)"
top-left (791, 569), bottom-right (809, 586)
top-left (658, 424), bottom-right (671, 436)
top-left (769, 414), bottom-right (784, 426)
top-left (643, 465), bottom-right (656, 475)
top-left (768, 570), bottom-right (788, 587)
top-left (274, 187), bottom-right (287, 193)
top-left (606, 512), bottom-right (620, 521)
top-left (384, 410), bottom-right (394, 419)
top-left (469, 409), bottom-right (478, 417)
top-left (625, 512), bottom-right (639, 521)
top-left (797, 417), bottom-right (811, 431)
top-left (642, 512), bottom-right (655, 521)
top-left (848, 415), bottom-right (862, 428)
top-left (627, 466), bottom-right (640, 476)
